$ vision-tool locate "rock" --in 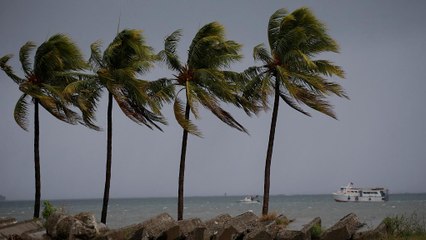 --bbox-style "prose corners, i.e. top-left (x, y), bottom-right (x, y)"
top-left (70, 212), bottom-right (99, 240)
top-left (352, 221), bottom-right (387, 240)
top-left (56, 216), bottom-right (78, 239)
top-left (204, 214), bottom-right (232, 240)
top-left (243, 227), bottom-right (273, 240)
top-left (45, 212), bottom-right (66, 237)
top-left (0, 217), bottom-right (17, 228)
top-left (276, 229), bottom-right (304, 240)
top-left (141, 213), bottom-right (179, 240)
top-left (320, 213), bottom-right (363, 240)
top-left (221, 212), bottom-right (260, 239)
top-left (20, 229), bottom-right (51, 240)
top-left (0, 219), bottom-right (43, 240)
top-left (95, 223), bottom-right (144, 240)
top-left (301, 217), bottom-right (321, 240)
top-left (178, 218), bottom-right (206, 240)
